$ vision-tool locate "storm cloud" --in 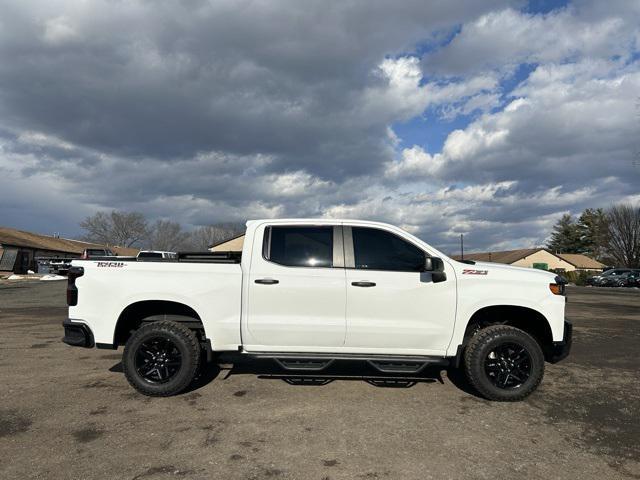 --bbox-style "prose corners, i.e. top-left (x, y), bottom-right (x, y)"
top-left (0, 0), bottom-right (638, 252)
